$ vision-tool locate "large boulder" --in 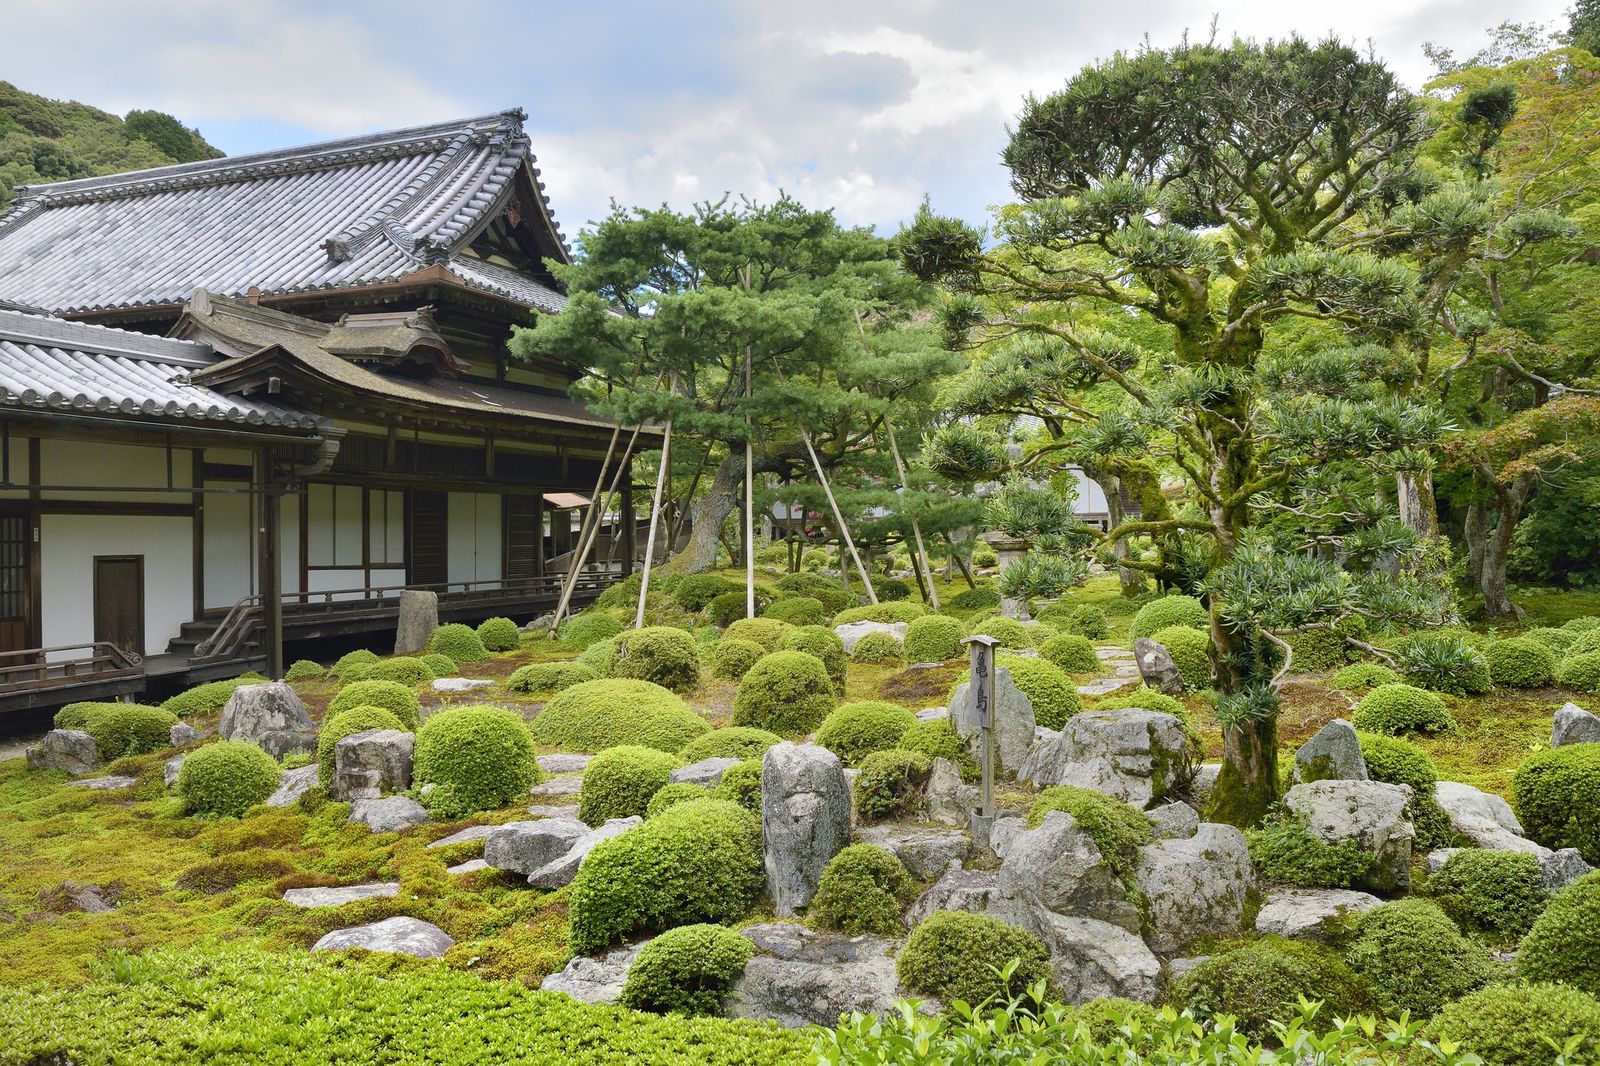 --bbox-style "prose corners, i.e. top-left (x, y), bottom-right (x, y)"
top-left (1146, 801), bottom-right (1200, 840)
top-left (1291, 720), bottom-right (1368, 784)
top-left (998, 811), bottom-right (1140, 932)
top-left (904, 867), bottom-right (1008, 930)
top-left (834, 620), bottom-right (908, 654)
top-left (1133, 823), bottom-right (1253, 954)
top-left (925, 757), bottom-right (979, 828)
top-left (856, 825), bottom-right (973, 881)
top-left (393, 589), bottom-right (439, 655)
top-left (312, 916), bottom-right (453, 958)
top-left (1034, 913), bottom-right (1162, 1005)
top-left (1553, 702), bottom-right (1600, 747)
top-left (1254, 887), bottom-right (1383, 942)
top-left (950, 666), bottom-right (1037, 773)
top-left (219, 682), bottom-right (312, 743)
top-left (1433, 780), bottom-right (1540, 852)
top-left (528, 817), bottom-right (641, 888)
top-left (729, 924), bottom-right (905, 1028)
top-left (1133, 638), bottom-right (1185, 696)
top-left (540, 942), bottom-right (645, 1005)
top-left (348, 796), bottom-right (429, 834)
top-left (1284, 780), bottom-right (1414, 892)
top-left (26, 729), bottom-right (100, 776)
top-left (762, 743), bottom-right (851, 916)
top-left (1018, 708), bottom-right (1190, 807)
top-left (331, 729), bottom-right (413, 800)
top-left (483, 818), bottom-right (589, 875)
